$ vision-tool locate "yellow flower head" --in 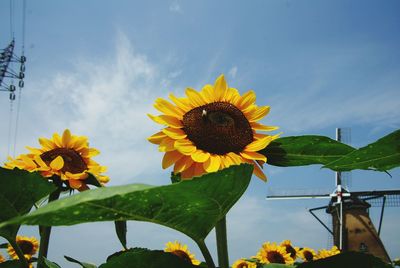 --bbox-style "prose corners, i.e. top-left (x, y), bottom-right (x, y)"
top-left (164, 241), bottom-right (201, 265)
top-left (0, 253), bottom-right (5, 263)
top-left (280, 240), bottom-right (299, 261)
top-left (256, 242), bottom-right (294, 265)
top-left (232, 259), bottom-right (257, 268)
top-left (4, 129), bottom-right (109, 191)
top-left (298, 247), bottom-right (317, 262)
top-left (7, 235), bottom-right (39, 261)
top-left (148, 75), bottom-right (279, 180)
top-left (315, 246), bottom-right (340, 260)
